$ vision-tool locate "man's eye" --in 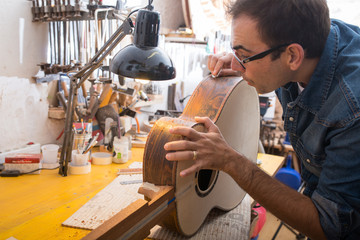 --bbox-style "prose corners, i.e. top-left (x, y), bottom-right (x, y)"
top-left (235, 52), bottom-right (248, 59)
